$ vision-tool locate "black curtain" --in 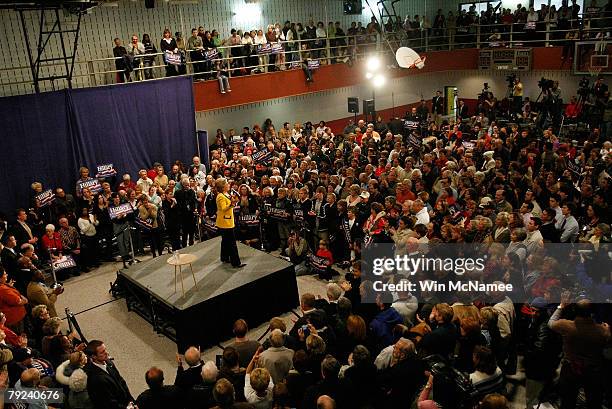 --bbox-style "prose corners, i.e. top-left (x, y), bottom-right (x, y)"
top-left (0, 77), bottom-right (197, 216)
